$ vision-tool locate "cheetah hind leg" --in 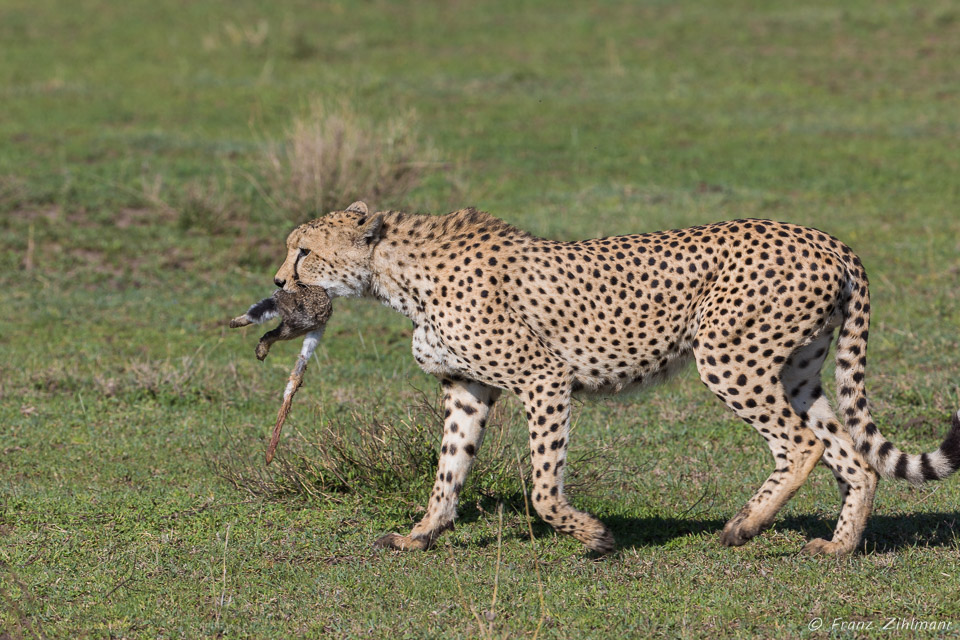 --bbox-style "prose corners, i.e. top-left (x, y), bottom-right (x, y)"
top-left (695, 338), bottom-right (825, 548)
top-left (781, 333), bottom-right (878, 555)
